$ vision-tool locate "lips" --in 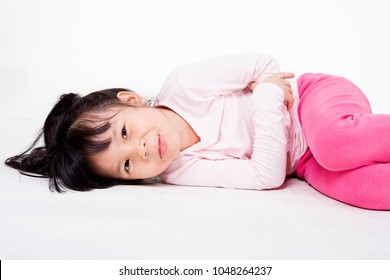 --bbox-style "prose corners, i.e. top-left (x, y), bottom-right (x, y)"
top-left (158, 134), bottom-right (167, 158)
